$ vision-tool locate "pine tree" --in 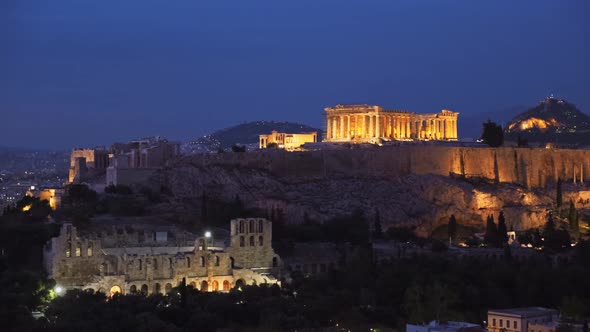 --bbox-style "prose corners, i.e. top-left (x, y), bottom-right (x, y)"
top-left (557, 178), bottom-right (563, 208)
top-left (568, 200), bottom-right (579, 233)
top-left (484, 214), bottom-right (499, 247)
top-left (497, 211), bottom-right (508, 244)
top-left (373, 209), bottom-right (383, 239)
top-left (448, 215), bottom-right (458, 244)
